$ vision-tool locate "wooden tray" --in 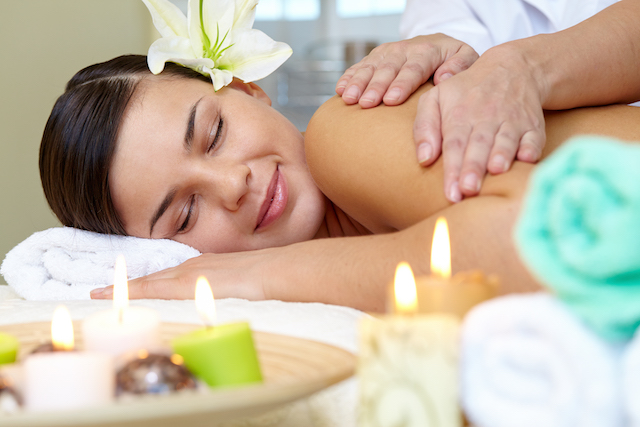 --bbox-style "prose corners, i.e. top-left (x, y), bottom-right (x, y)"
top-left (0, 322), bottom-right (356, 427)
